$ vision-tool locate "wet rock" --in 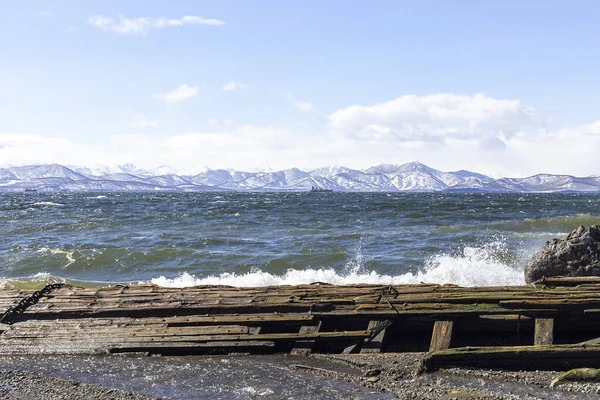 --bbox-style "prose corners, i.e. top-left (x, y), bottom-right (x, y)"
top-left (364, 368), bottom-right (381, 377)
top-left (525, 225), bottom-right (600, 284)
